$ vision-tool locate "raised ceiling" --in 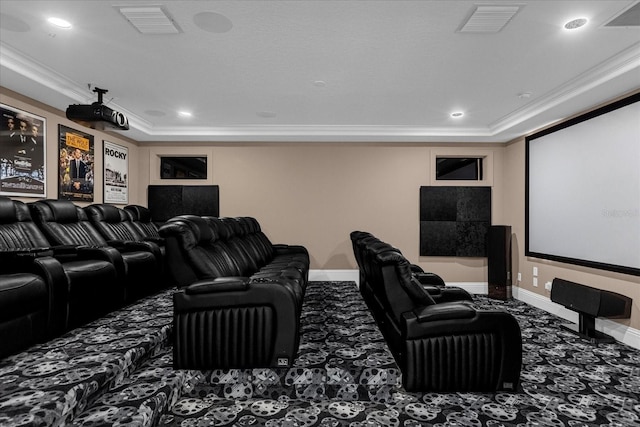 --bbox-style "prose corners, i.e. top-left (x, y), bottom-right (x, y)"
top-left (0, 1), bottom-right (639, 143)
